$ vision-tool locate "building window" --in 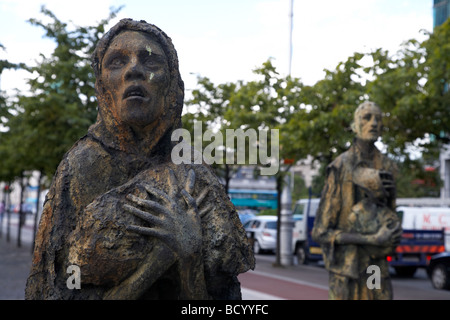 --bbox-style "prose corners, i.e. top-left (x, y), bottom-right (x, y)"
top-left (434, 0), bottom-right (450, 28)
